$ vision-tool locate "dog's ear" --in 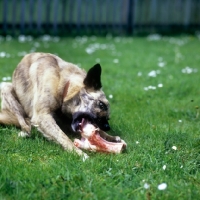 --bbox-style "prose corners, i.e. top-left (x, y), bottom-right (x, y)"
top-left (63, 81), bottom-right (81, 102)
top-left (83, 63), bottom-right (102, 90)
top-left (63, 81), bottom-right (70, 101)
